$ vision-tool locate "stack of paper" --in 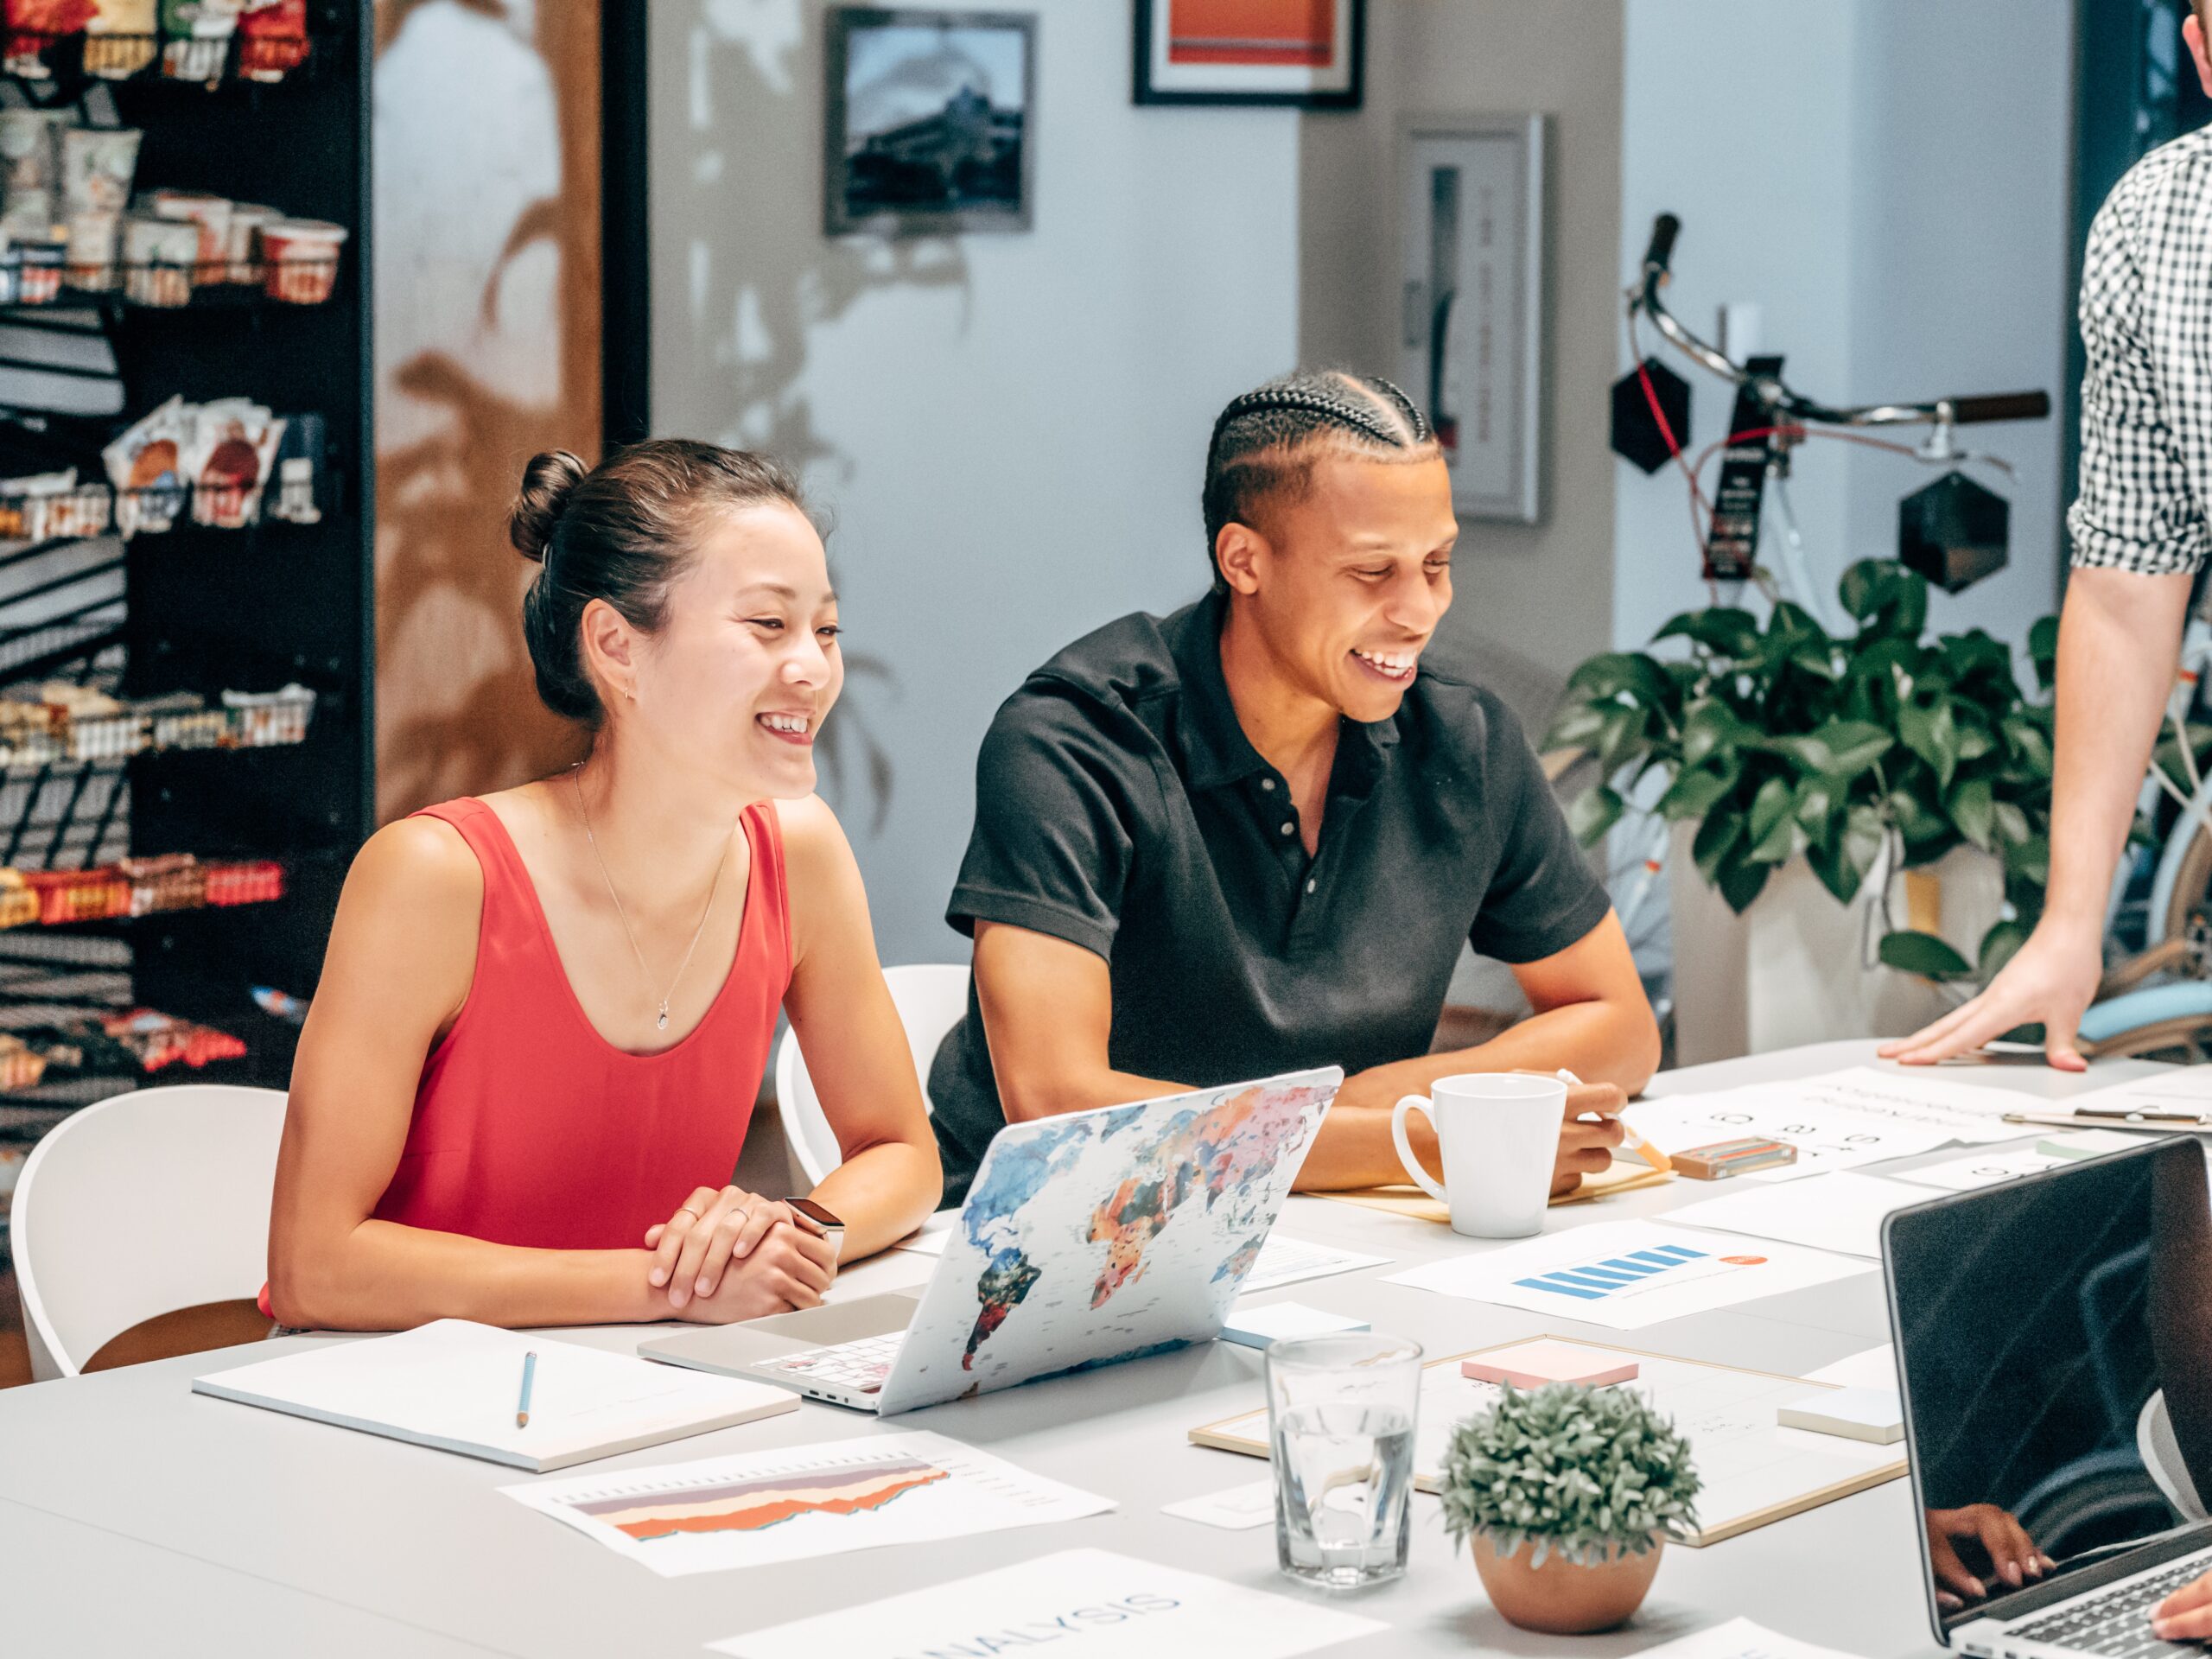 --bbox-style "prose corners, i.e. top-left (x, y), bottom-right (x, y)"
top-left (193, 1319), bottom-right (797, 1472)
